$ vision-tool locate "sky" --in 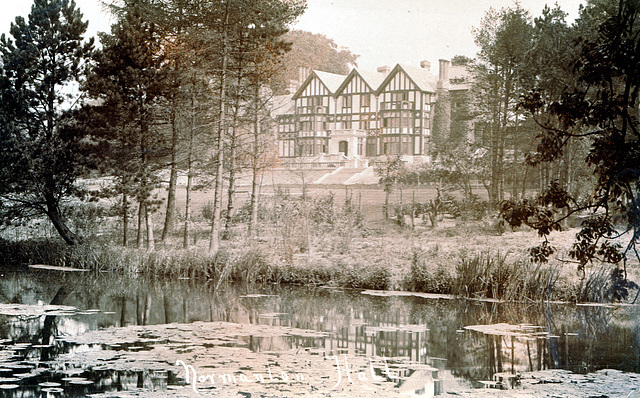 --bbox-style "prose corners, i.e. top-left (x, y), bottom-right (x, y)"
top-left (0, 0), bottom-right (586, 73)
